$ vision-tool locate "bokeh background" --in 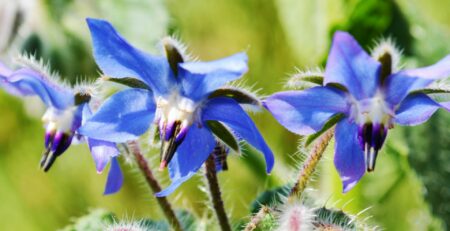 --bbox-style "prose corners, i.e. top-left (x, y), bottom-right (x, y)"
top-left (0, 0), bottom-right (449, 230)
